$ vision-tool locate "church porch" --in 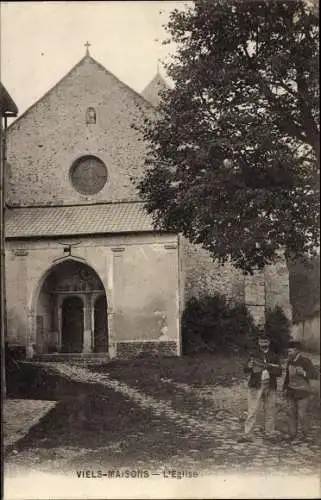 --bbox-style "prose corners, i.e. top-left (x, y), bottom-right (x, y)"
top-left (33, 260), bottom-right (109, 358)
